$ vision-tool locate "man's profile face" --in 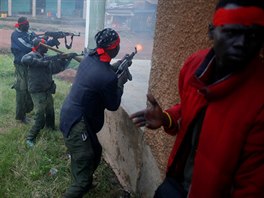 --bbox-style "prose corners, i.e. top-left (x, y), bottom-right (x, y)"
top-left (212, 24), bottom-right (263, 71)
